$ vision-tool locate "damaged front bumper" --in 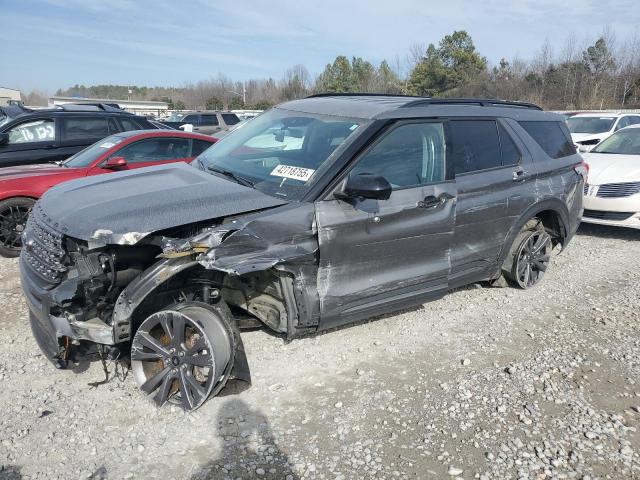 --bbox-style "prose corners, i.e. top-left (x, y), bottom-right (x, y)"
top-left (20, 258), bottom-right (115, 366)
